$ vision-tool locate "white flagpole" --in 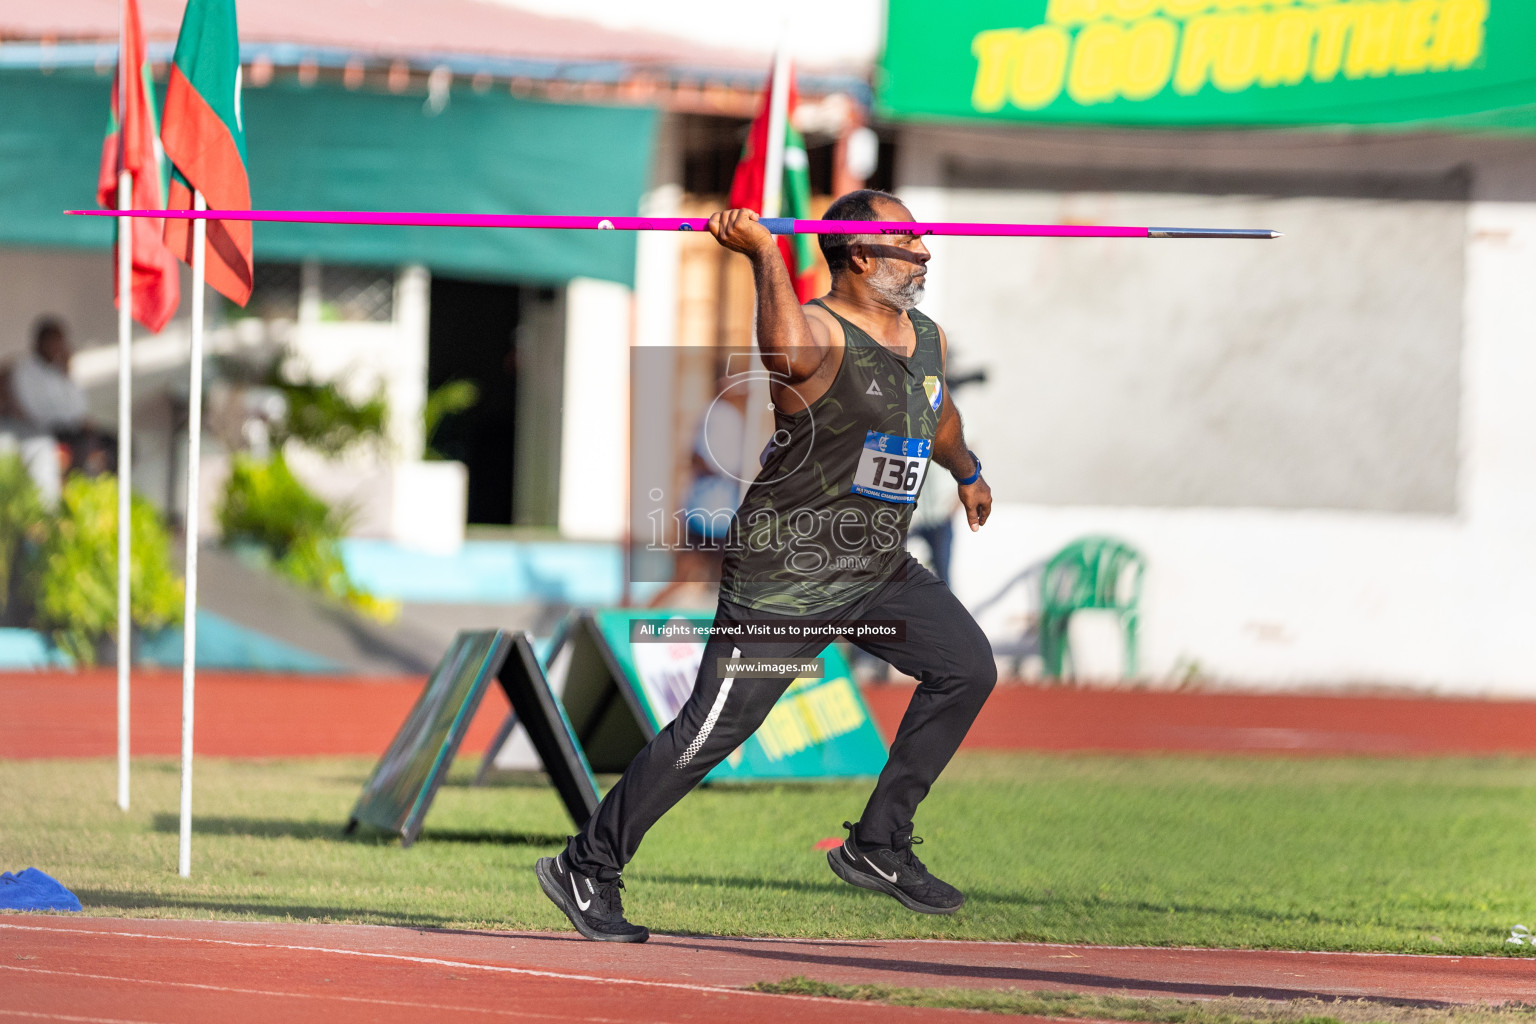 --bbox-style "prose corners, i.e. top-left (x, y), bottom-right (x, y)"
top-left (740, 43), bottom-right (792, 503)
top-left (761, 45), bottom-right (791, 220)
top-left (116, 181), bottom-right (133, 811)
top-left (178, 189), bottom-right (206, 878)
top-left (115, 0), bottom-right (133, 814)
